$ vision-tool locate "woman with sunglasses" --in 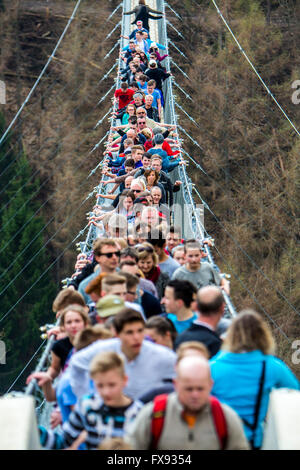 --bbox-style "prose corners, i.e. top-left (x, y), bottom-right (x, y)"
top-left (137, 243), bottom-right (169, 300)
